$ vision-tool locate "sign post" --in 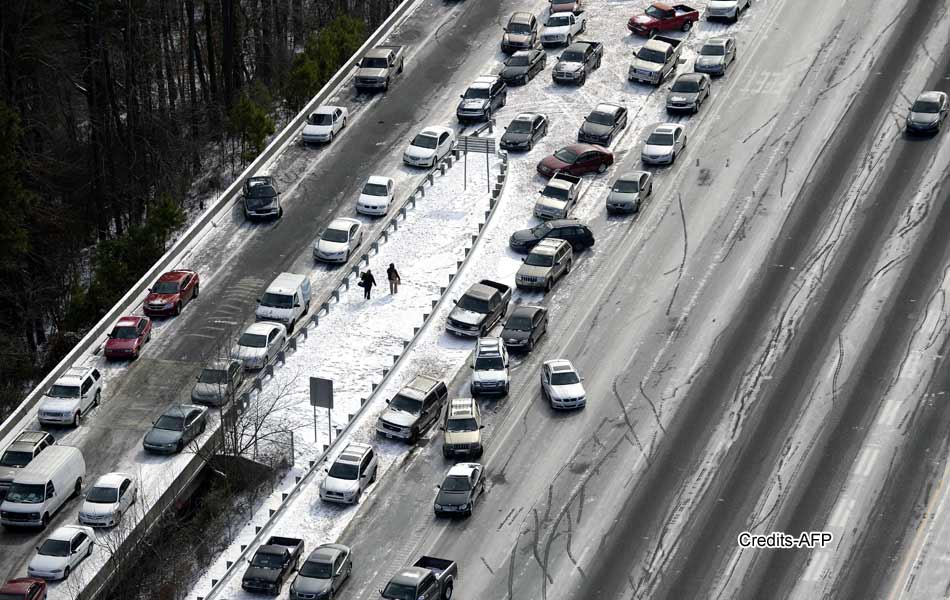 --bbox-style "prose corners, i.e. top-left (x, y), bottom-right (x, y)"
top-left (309, 377), bottom-right (334, 445)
